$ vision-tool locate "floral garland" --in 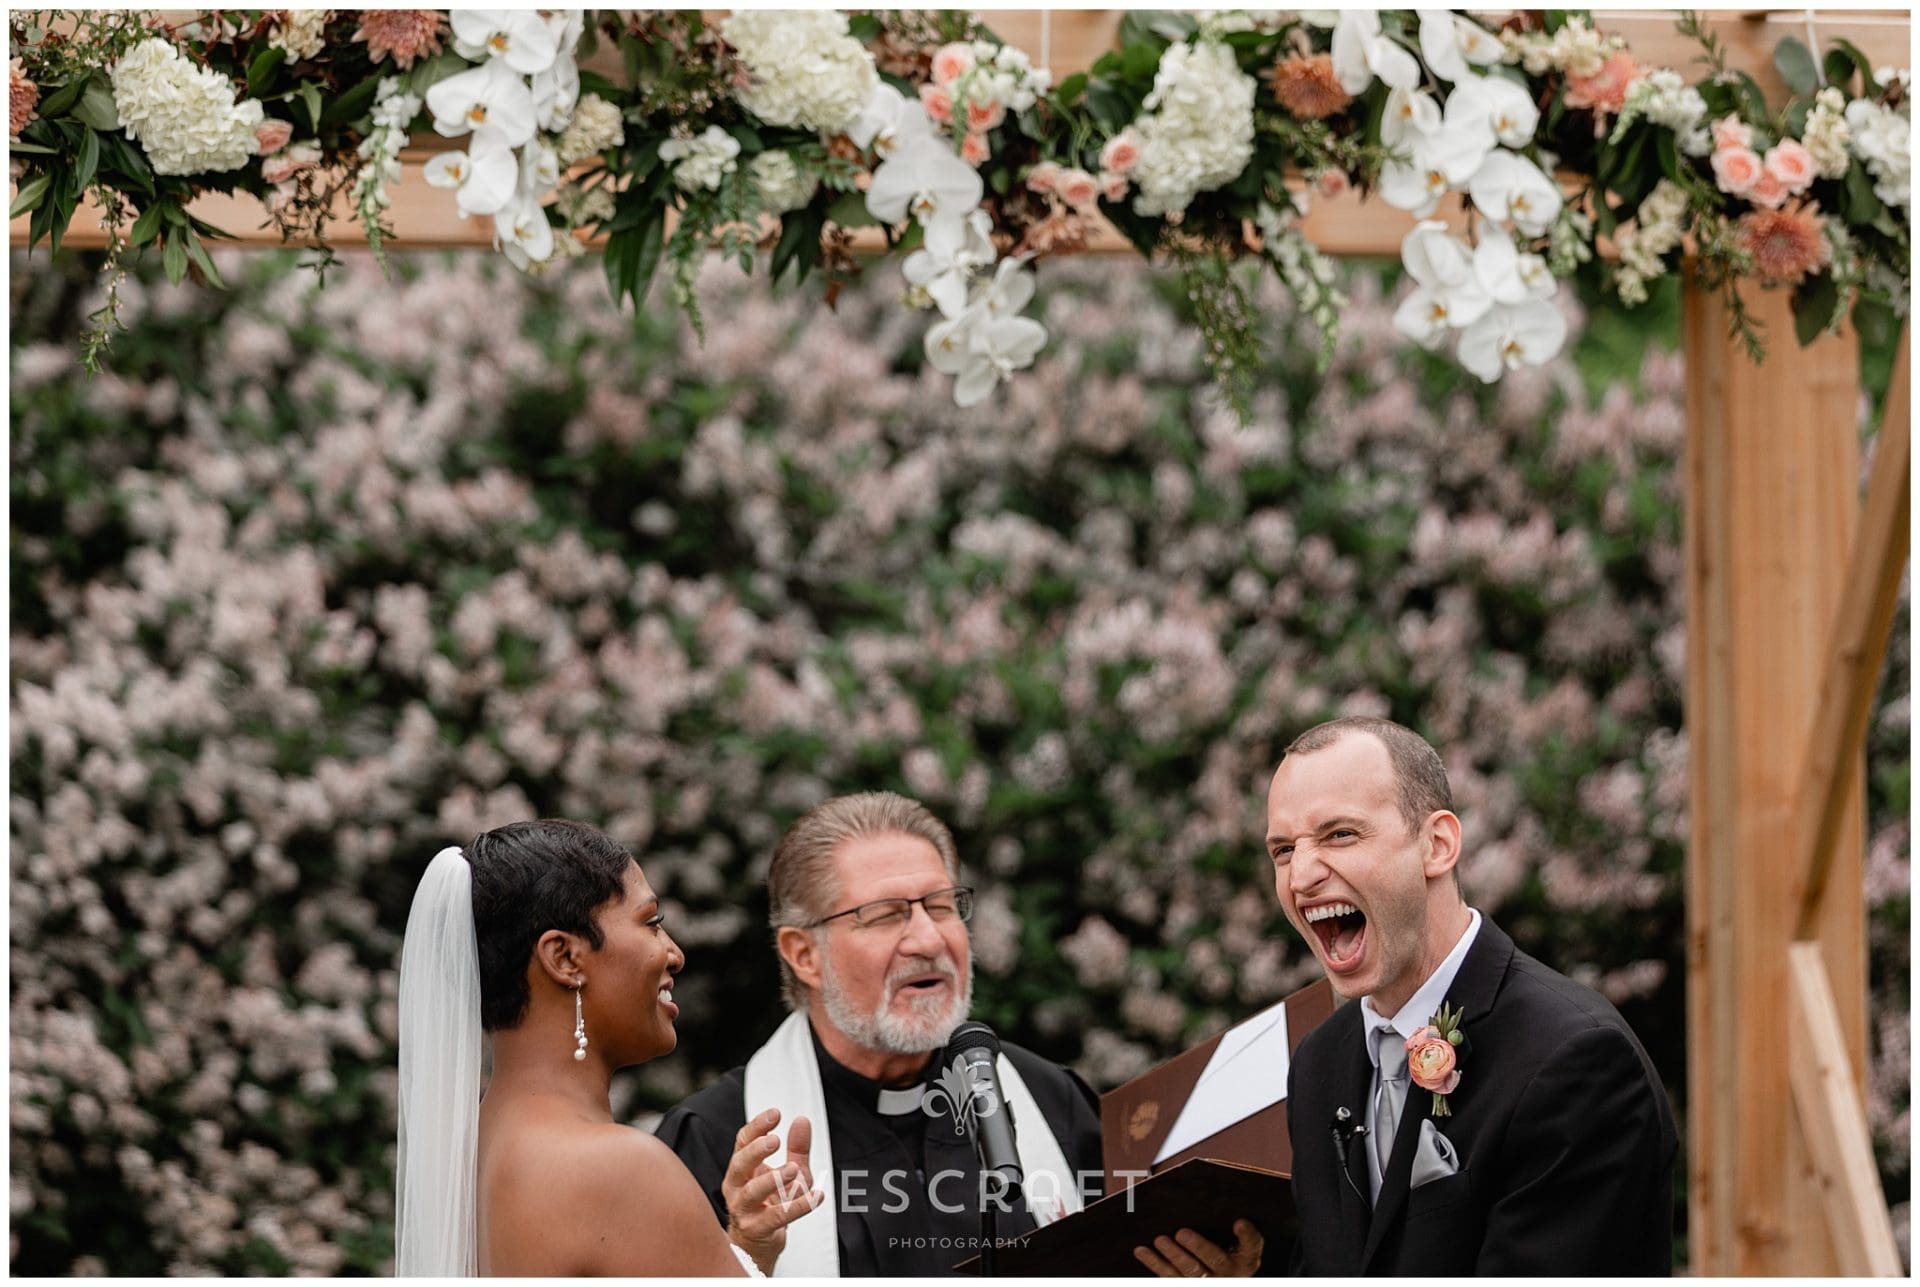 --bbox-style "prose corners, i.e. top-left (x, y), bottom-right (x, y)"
top-left (9, 10), bottom-right (1912, 409)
